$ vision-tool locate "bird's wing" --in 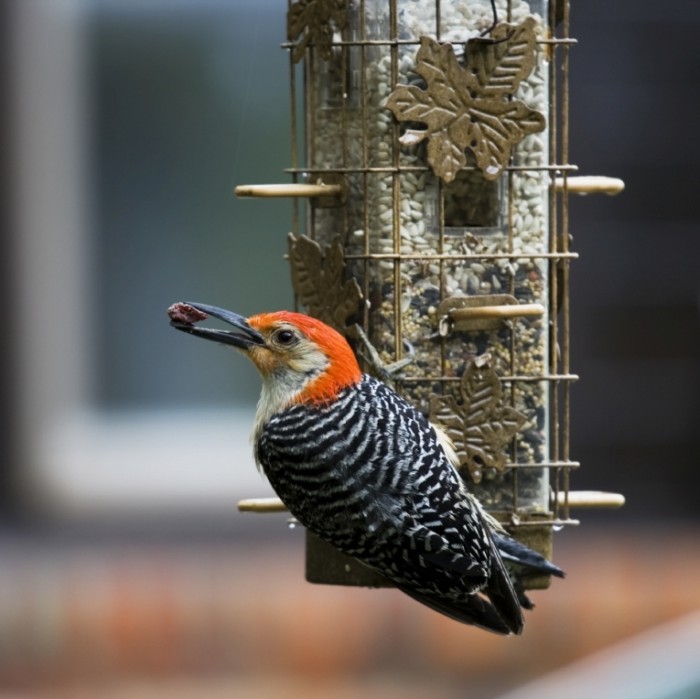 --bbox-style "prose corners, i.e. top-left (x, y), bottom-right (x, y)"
top-left (360, 485), bottom-right (524, 634)
top-left (410, 501), bottom-right (525, 634)
top-left (403, 519), bottom-right (487, 578)
top-left (480, 526), bottom-right (525, 634)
